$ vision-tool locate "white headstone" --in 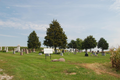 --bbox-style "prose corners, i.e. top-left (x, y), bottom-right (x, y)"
top-left (6, 47), bottom-right (8, 52)
top-left (17, 45), bottom-right (20, 52)
top-left (4, 47), bottom-right (6, 50)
